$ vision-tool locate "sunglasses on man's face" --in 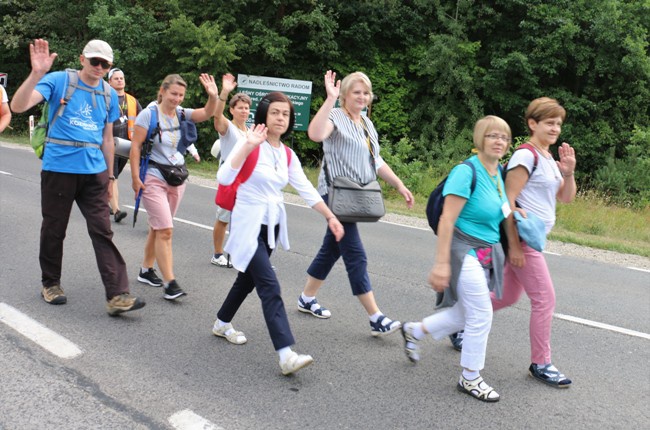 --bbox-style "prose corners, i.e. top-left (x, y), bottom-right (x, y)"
top-left (88, 57), bottom-right (111, 70)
